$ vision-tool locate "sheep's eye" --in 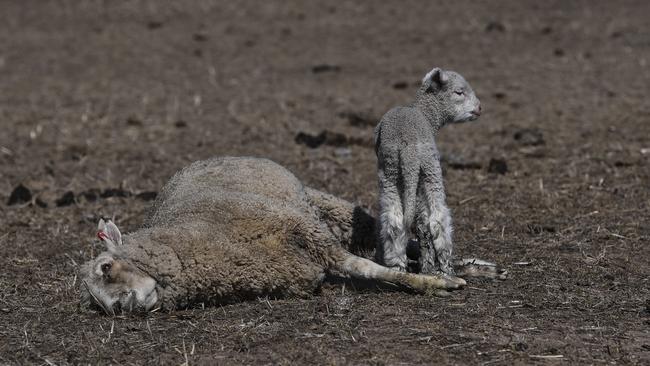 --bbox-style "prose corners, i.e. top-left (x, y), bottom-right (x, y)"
top-left (454, 90), bottom-right (464, 96)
